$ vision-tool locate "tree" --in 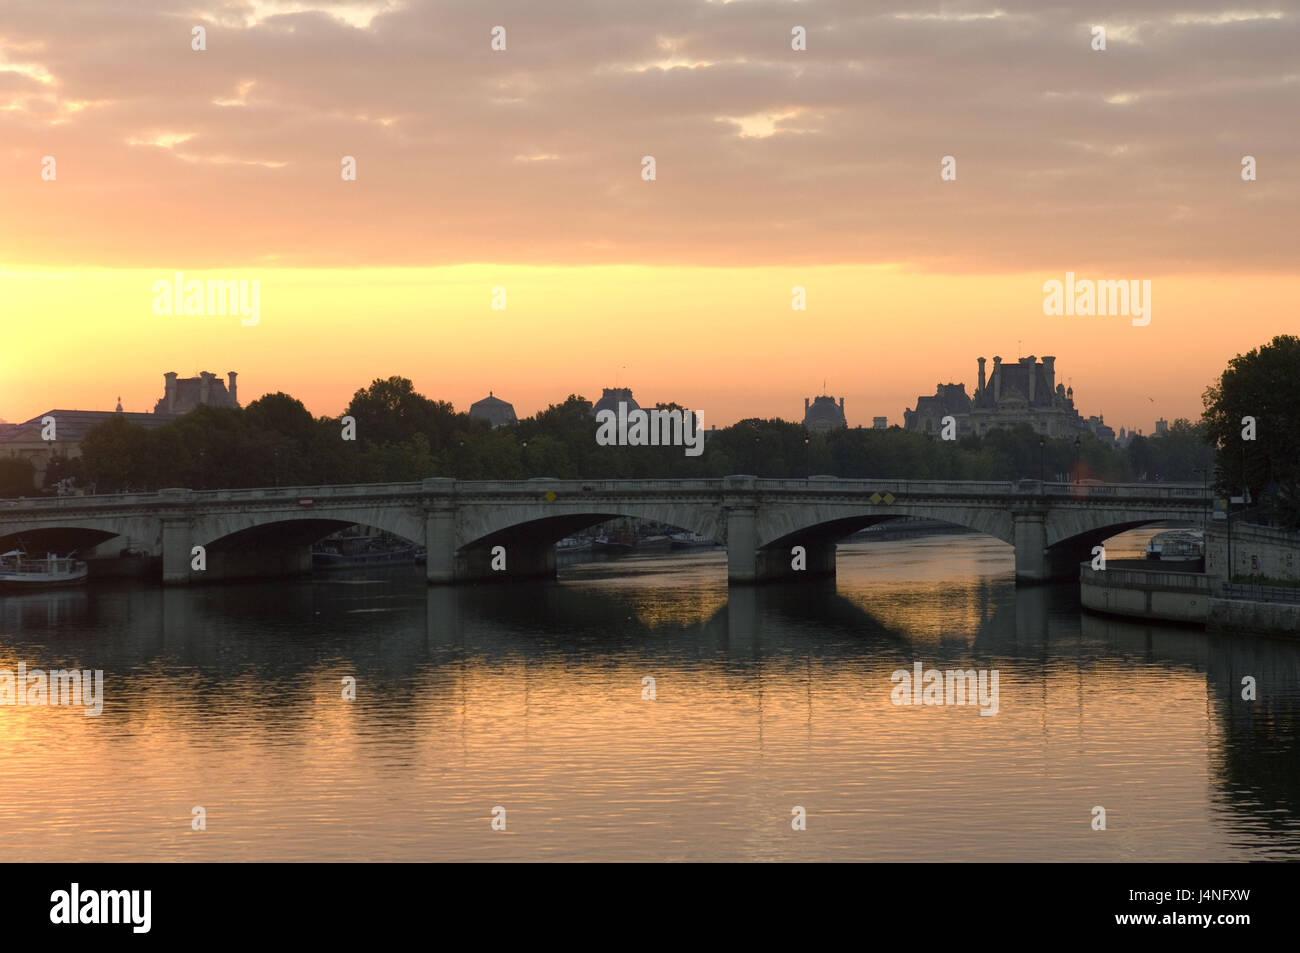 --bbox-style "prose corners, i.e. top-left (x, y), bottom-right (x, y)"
top-left (0, 457), bottom-right (35, 497)
top-left (344, 377), bottom-right (456, 449)
top-left (1203, 335), bottom-right (1300, 526)
top-left (78, 416), bottom-right (156, 491)
top-left (245, 392), bottom-right (316, 445)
